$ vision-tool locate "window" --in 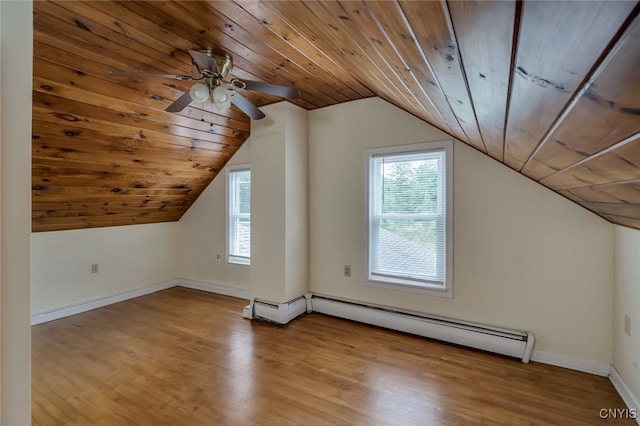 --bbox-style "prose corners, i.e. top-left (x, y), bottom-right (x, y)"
top-left (367, 141), bottom-right (452, 296)
top-left (228, 166), bottom-right (251, 265)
